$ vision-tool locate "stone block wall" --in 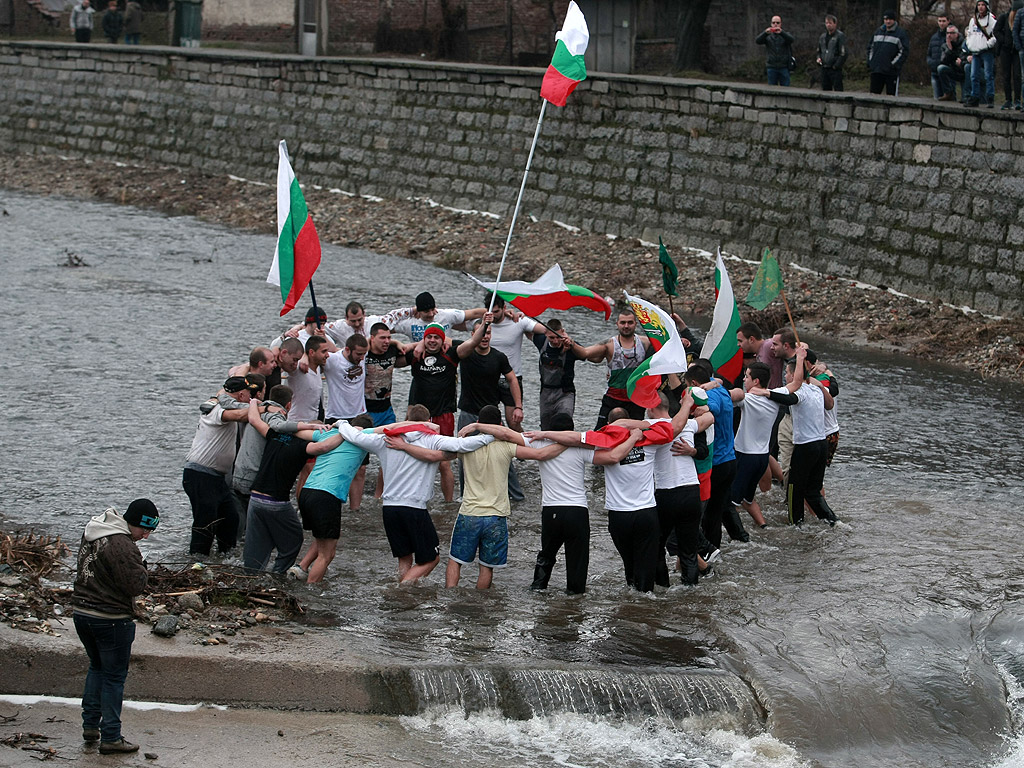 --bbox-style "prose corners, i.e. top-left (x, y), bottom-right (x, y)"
top-left (1, 41), bottom-right (1021, 315)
